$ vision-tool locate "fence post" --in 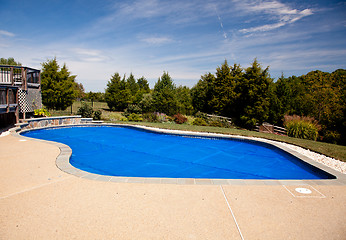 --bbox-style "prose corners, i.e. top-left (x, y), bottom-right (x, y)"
top-left (6, 87), bottom-right (9, 113)
top-left (15, 88), bottom-right (19, 123)
top-left (10, 67), bottom-right (14, 86)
